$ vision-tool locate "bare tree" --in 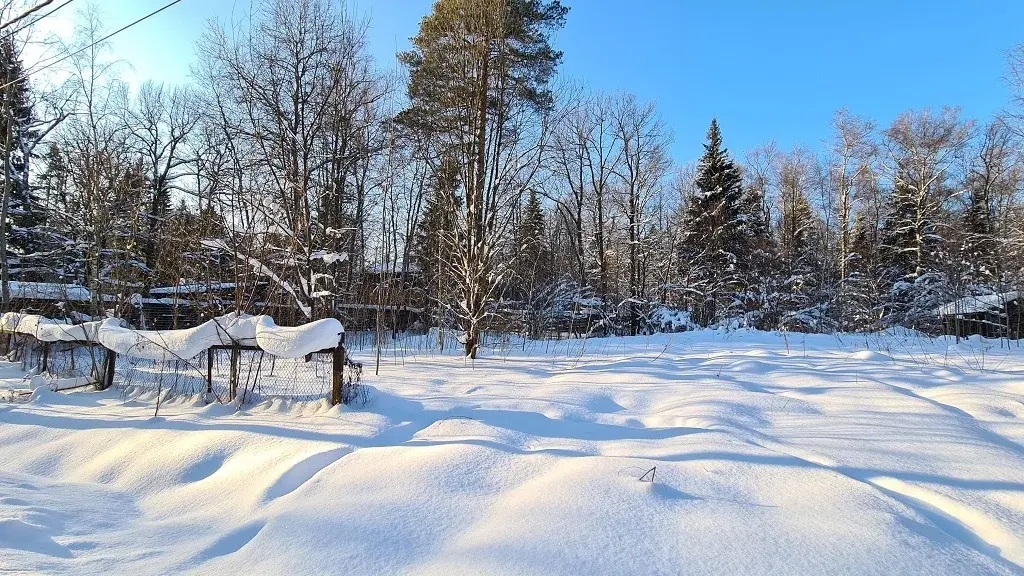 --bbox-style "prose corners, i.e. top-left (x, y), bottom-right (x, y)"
top-left (125, 81), bottom-right (199, 283)
top-left (612, 94), bottom-right (670, 334)
top-left (196, 0), bottom-right (388, 320)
